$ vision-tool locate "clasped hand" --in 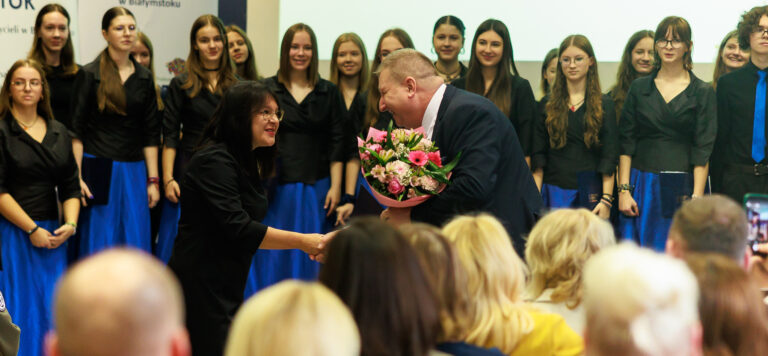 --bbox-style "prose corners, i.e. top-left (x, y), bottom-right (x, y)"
top-left (306, 230), bottom-right (339, 263)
